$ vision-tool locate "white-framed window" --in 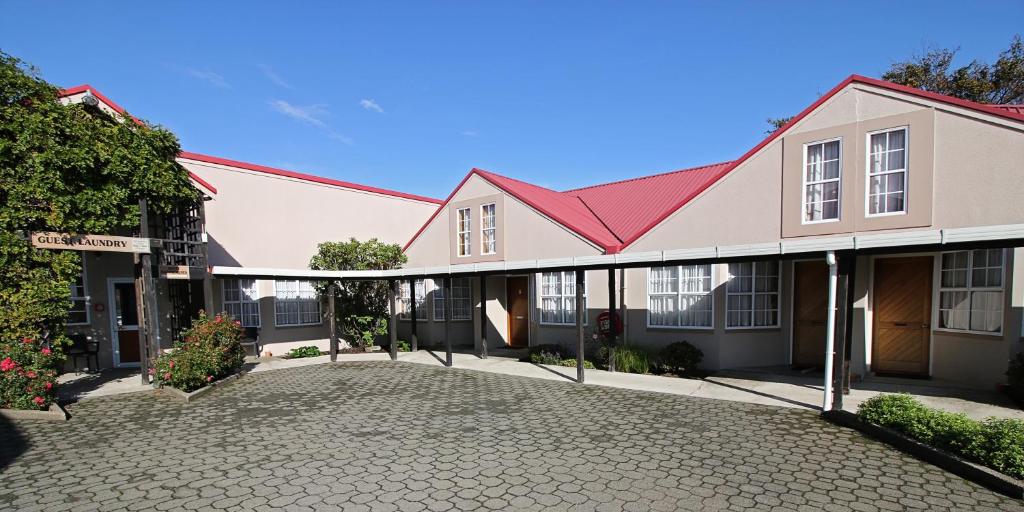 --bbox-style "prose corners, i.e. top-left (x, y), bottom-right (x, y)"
top-left (457, 207), bottom-right (471, 257)
top-left (867, 127), bottom-right (908, 216)
top-left (451, 278), bottom-right (472, 320)
top-left (432, 279), bottom-right (446, 321)
top-left (481, 203), bottom-right (496, 255)
top-left (399, 279), bottom-right (427, 320)
top-left (726, 261), bottom-right (780, 328)
top-left (223, 278), bottom-right (260, 327)
top-left (648, 265), bottom-right (714, 328)
top-left (803, 138), bottom-right (841, 223)
top-left (68, 266), bottom-right (90, 326)
top-left (938, 249), bottom-right (1004, 334)
top-left (539, 271), bottom-right (587, 325)
top-left (274, 280), bottom-right (321, 326)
